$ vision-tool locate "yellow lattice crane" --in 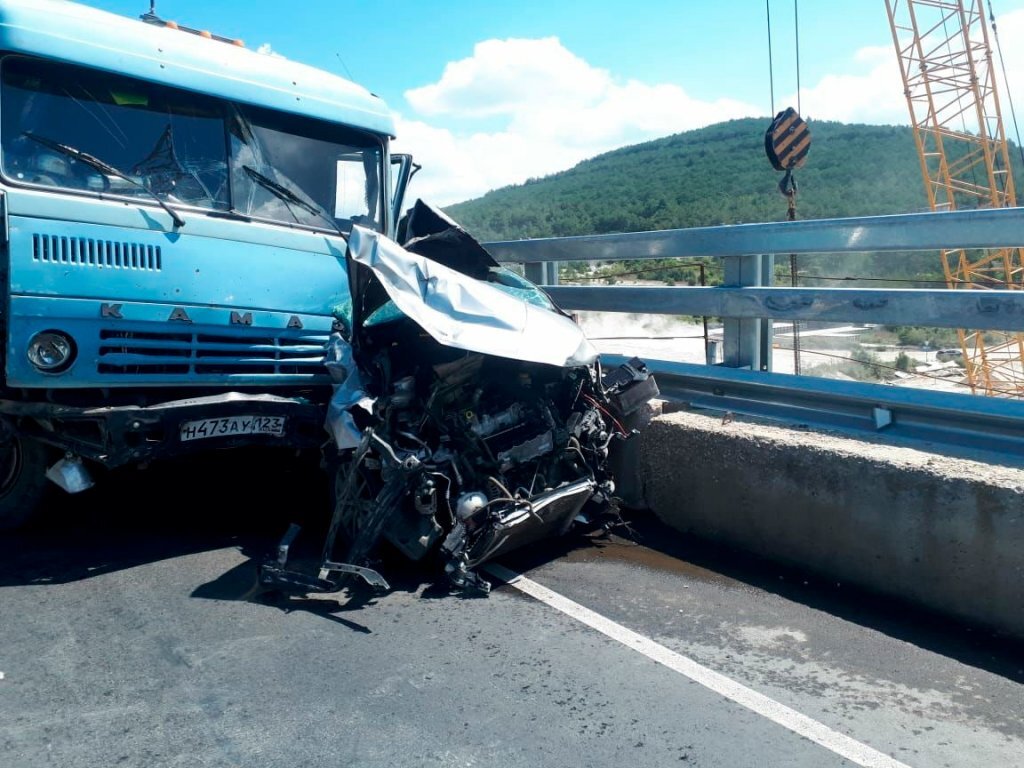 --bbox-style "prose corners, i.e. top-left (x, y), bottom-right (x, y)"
top-left (885, 0), bottom-right (1024, 396)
